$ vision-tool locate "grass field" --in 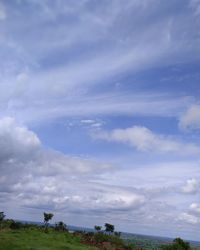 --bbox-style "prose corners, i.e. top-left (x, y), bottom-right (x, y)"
top-left (0, 229), bottom-right (97, 250)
